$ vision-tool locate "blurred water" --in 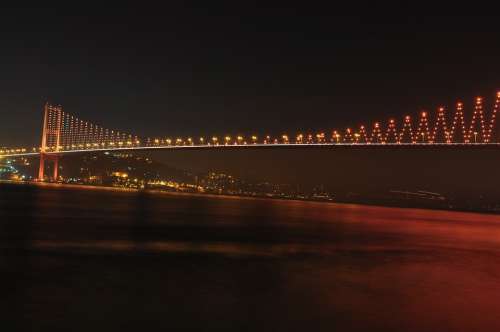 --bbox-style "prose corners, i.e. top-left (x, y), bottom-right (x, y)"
top-left (1, 183), bottom-right (500, 331)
